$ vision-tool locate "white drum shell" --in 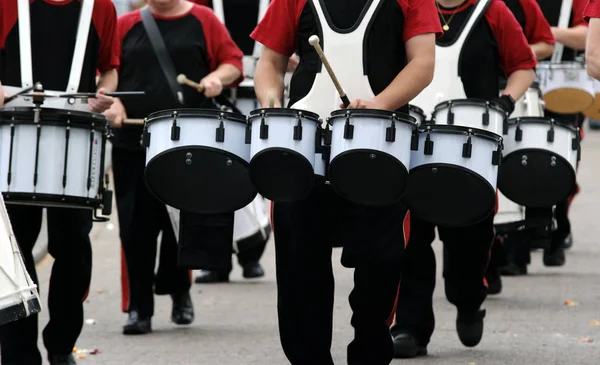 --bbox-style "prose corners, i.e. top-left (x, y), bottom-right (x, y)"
top-left (537, 62), bottom-right (595, 97)
top-left (145, 114), bottom-right (250, 165)
top-left (434, 102), bottom-right (506, 136)
top-left (249, 112), bottom-right (318, 169)
top-left (501, 88), bottom-right (544, 118)
top-left (410, 130), bottom-right (500, 189)
top-left (0, 124), bottom-right (104, 199)
top-left (233, 195), bottom-right (270, 242)
top-left (503, 122), bottom-right (578, 172)
top-left (329, 116), bottom-right (413, 170)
